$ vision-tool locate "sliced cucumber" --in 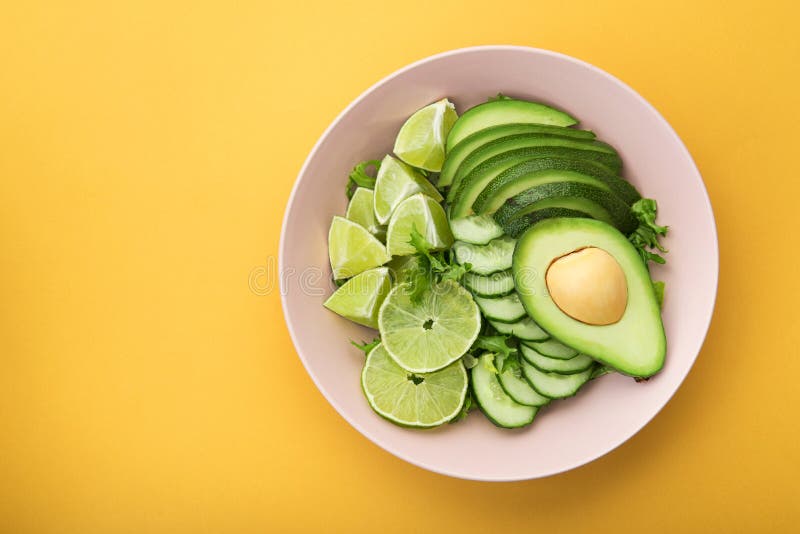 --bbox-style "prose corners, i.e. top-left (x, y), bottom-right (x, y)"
top-left (489, 318), bottom-right (549, 341)
top-left (452, 236), bottom-right (515, 275)
top-left (520, 344), bottom-right (594, 374)
top-left (522, 339), bottom-right (578, 360)
top-left (462, 270), bottom-right (515, 298)
top-left (449, 214), bottom-right (504, 245)
top-left (520, 359), bottom-right (593, 399)
top-left (445, 99), bottom-right (577, 152)
top-left (472, 354), bottom-right (537, 428)
top-left (439, 123), bottom-right (594, 188)
top-left (497, 359), bottom-right (550, 407)
top-left (474, 293), bottom-right (526, 323)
